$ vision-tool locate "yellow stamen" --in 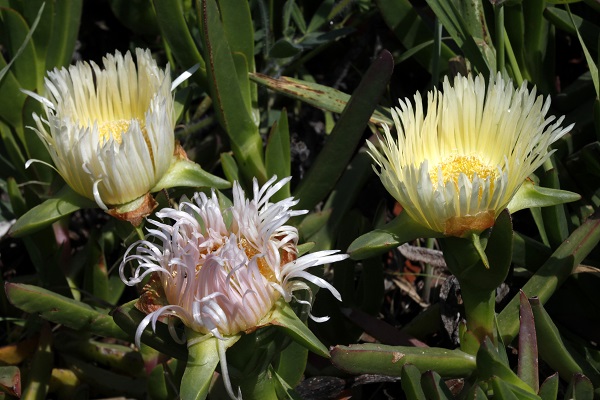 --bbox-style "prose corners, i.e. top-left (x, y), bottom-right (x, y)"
top-left (97, 118), bottom-right (155, 168)
top-left (98, 119), bottom-right (137, 144)
top-left (239, 238), bottom-right (276, 282)
top-left (431, 154), bottom-right (497, 186)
